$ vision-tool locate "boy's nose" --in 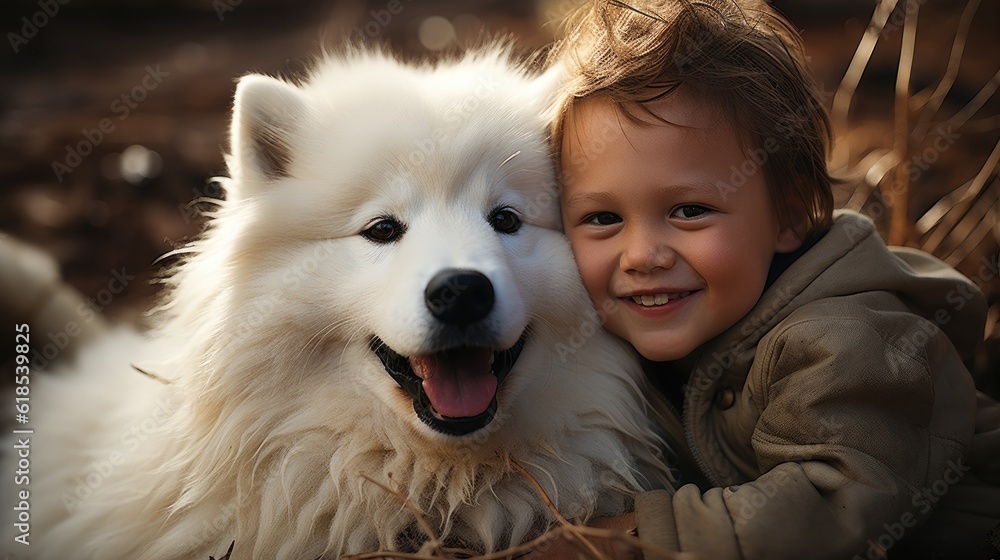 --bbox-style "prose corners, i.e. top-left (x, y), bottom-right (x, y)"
top-left (619, 236), bottom-right (676, 274)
